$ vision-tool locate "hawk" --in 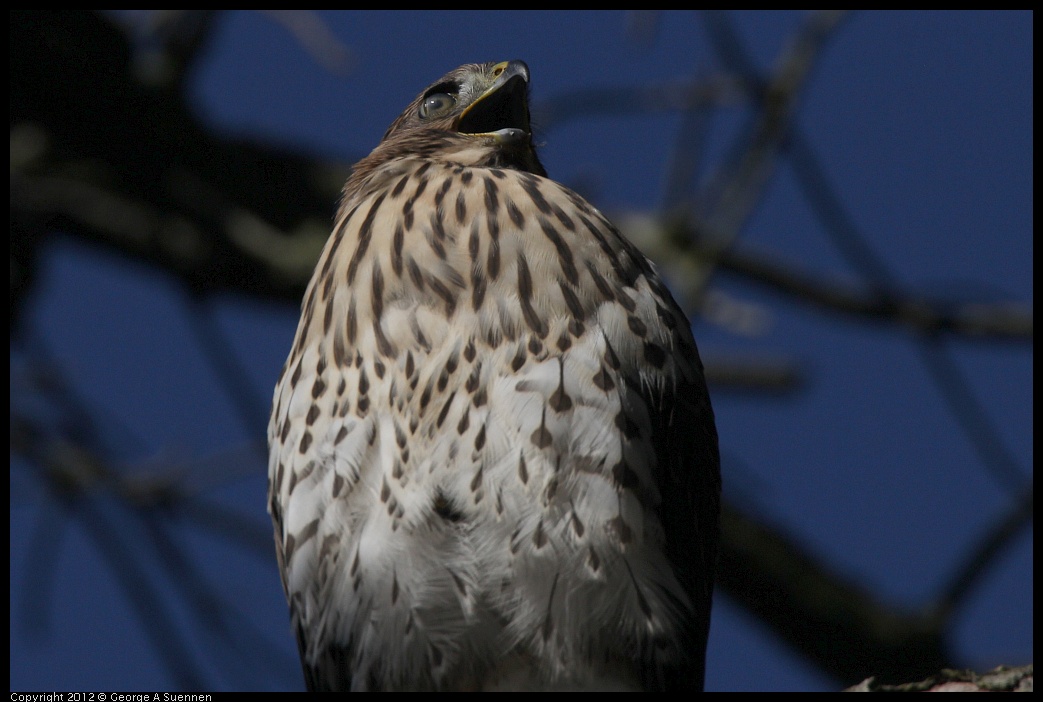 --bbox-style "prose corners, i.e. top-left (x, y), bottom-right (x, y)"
top-left (268, 60), bottom-right (720, 691)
